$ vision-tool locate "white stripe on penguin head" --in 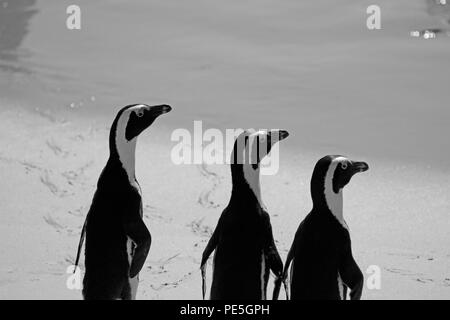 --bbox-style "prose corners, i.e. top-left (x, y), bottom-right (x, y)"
top-left (324, 156), bottom-right (348, 230)
top-left (115, 104), bottom-right (149, 184)
top-left (242, 130), bottom-right (268, 211)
